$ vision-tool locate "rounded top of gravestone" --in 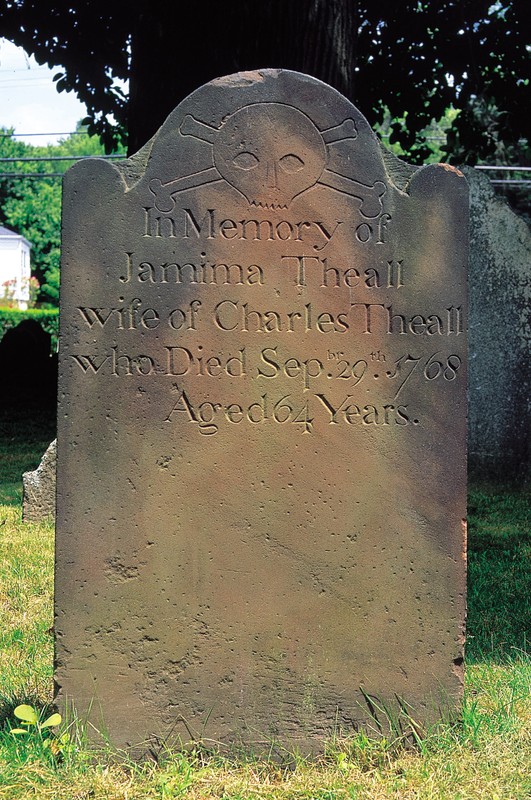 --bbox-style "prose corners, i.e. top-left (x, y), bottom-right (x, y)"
top-left (141, 69), bottom-right (387, 207)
